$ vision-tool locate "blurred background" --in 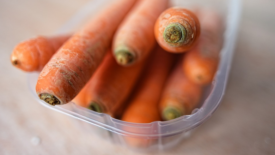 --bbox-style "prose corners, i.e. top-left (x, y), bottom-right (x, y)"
top-left (0, 0), bottom-right (275, 154)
